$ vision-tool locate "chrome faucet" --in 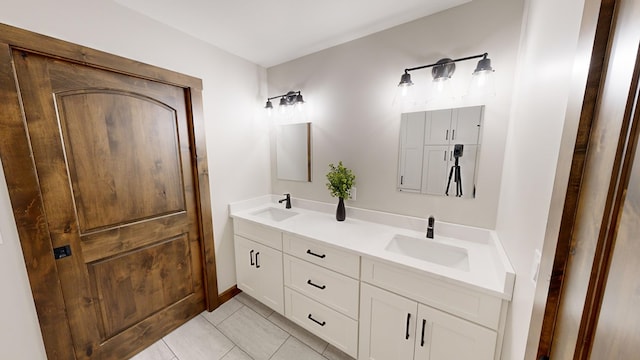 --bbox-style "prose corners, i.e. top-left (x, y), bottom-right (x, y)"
top-left (426, 216), bottom-right (435, 239)
top-left (279, 193), bottom-right (291, 209)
